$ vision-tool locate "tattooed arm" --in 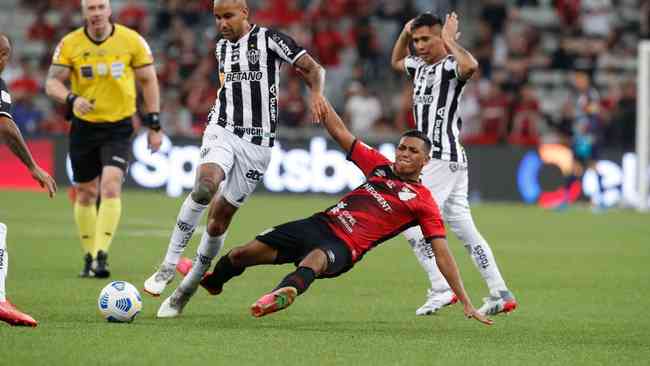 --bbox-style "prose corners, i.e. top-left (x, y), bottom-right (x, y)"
top-left (45, 64), bottom-right (93, 115)
top-left (293, 53), bottom-right (327, 123)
